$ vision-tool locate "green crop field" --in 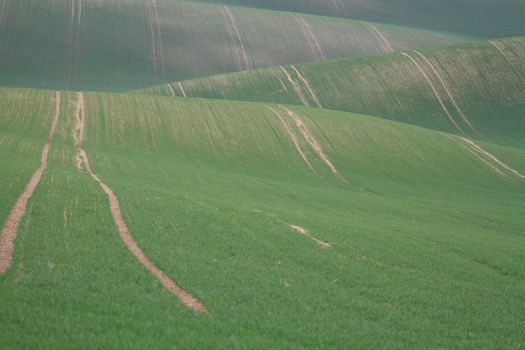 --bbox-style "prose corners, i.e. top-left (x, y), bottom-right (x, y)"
top-left (1, 0), bottom-right (525, 349)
